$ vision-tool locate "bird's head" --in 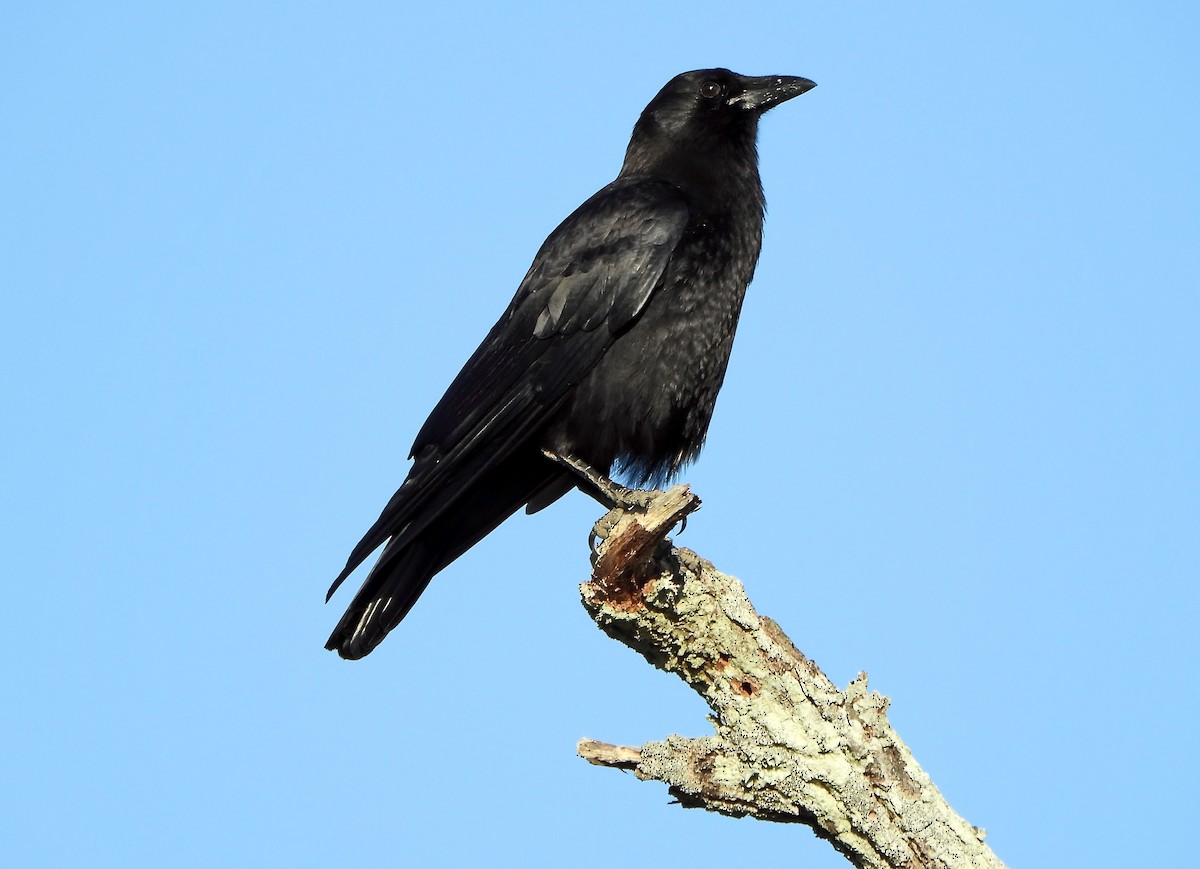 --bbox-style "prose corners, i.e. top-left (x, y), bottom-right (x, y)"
top-left (622, 68), bottom-right (816, 175)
